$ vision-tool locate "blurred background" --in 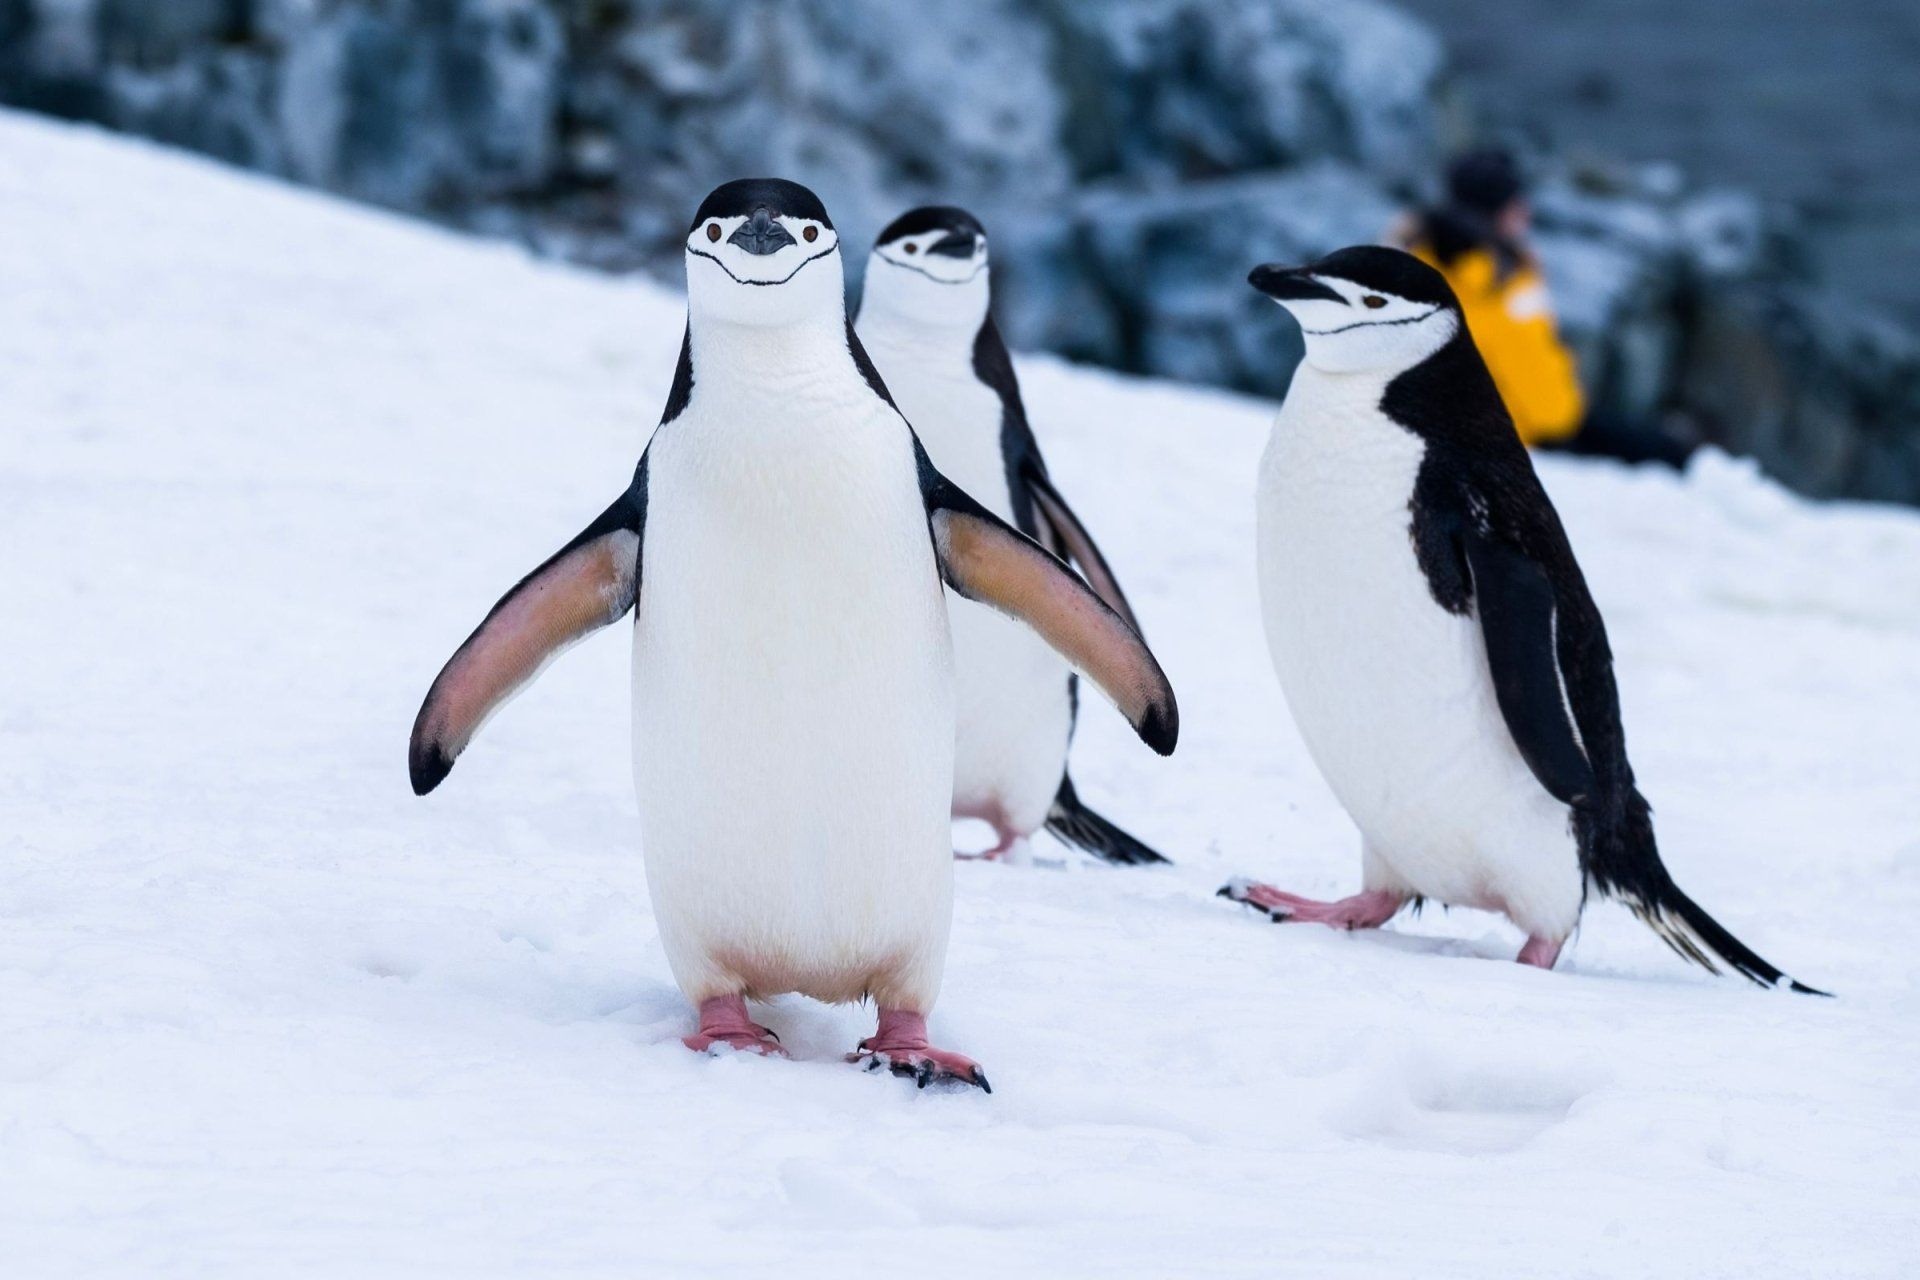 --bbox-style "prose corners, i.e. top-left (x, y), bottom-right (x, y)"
top-left (3, 0), bottom-right (1916, 502)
